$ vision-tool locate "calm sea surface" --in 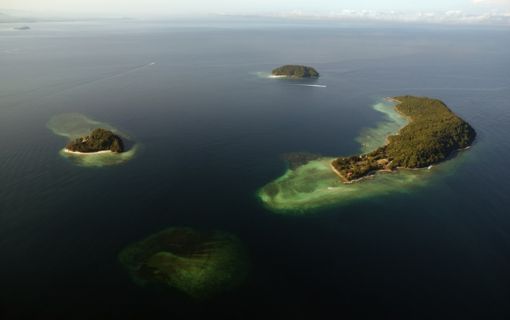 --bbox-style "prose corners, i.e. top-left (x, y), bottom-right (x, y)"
top-left (1, 19), bottom-right (510, 319)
